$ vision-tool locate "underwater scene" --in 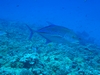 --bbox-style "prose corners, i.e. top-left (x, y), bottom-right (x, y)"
top-left (0, 0), bottom-right (100, 75)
